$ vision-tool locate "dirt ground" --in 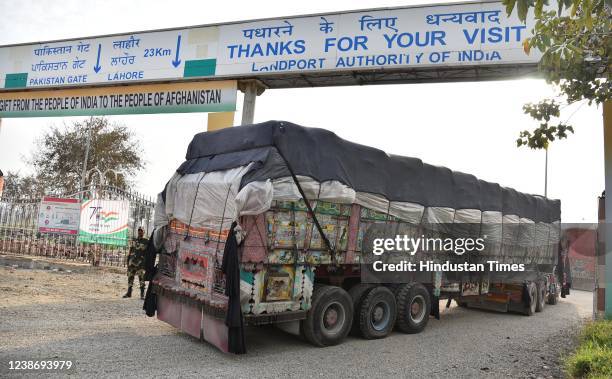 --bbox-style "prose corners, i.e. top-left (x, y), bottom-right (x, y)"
top-left (0, 265), bottom-right (125, 308)
top-left (0, 256), bottom-right (593, 378)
